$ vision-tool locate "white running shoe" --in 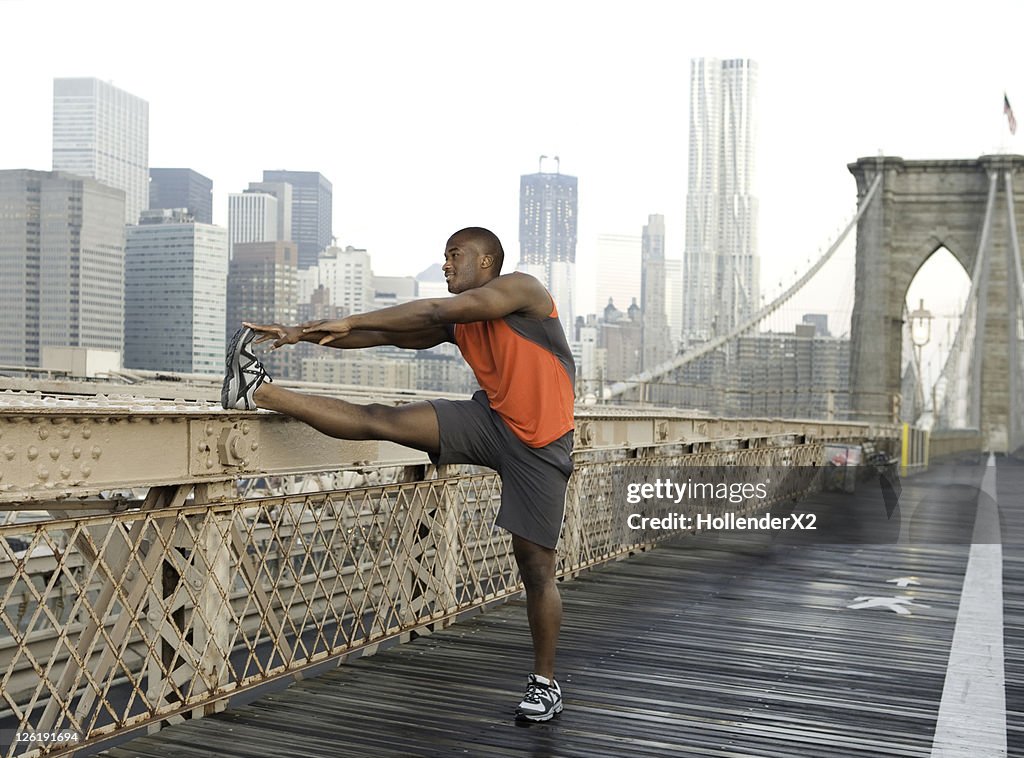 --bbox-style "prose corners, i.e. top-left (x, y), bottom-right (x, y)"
top-left (515, 673), bottom-right (563, 722)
